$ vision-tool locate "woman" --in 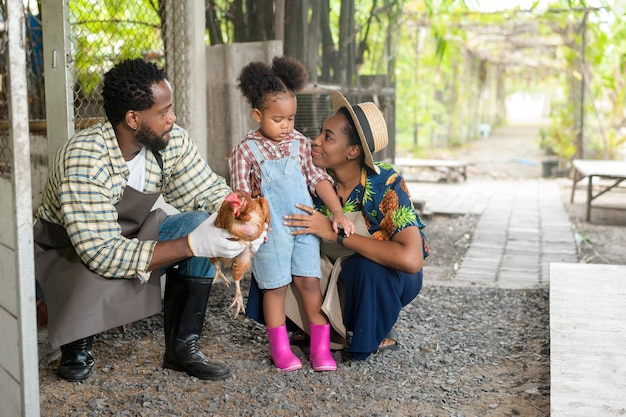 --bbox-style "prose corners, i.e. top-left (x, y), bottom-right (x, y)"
top-left (282, 91), bottom-right (430, 360)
